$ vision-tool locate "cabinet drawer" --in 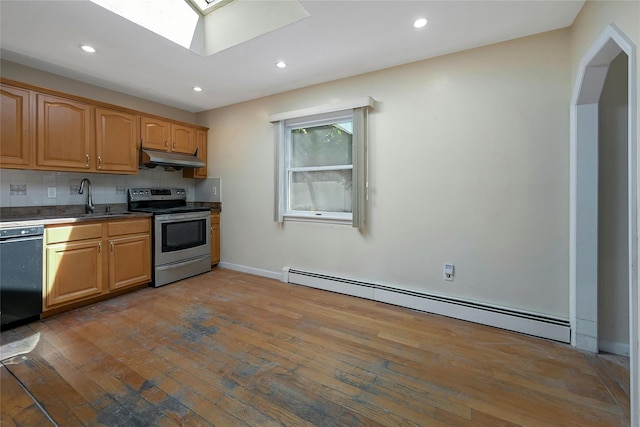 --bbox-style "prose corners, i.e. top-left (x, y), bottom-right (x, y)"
top-left (107, 218), bottom-right (150, 237)
top-left (46, 223), bottom-right (103, 244)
